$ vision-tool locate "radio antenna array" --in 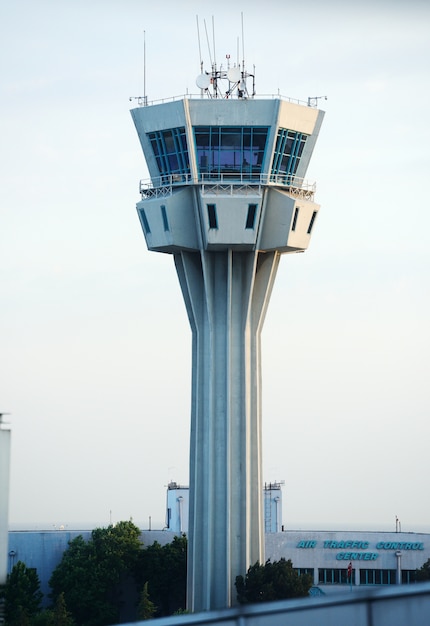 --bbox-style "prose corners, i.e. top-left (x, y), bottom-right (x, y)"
top-left (195, 13), bottom-right (255, 99)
